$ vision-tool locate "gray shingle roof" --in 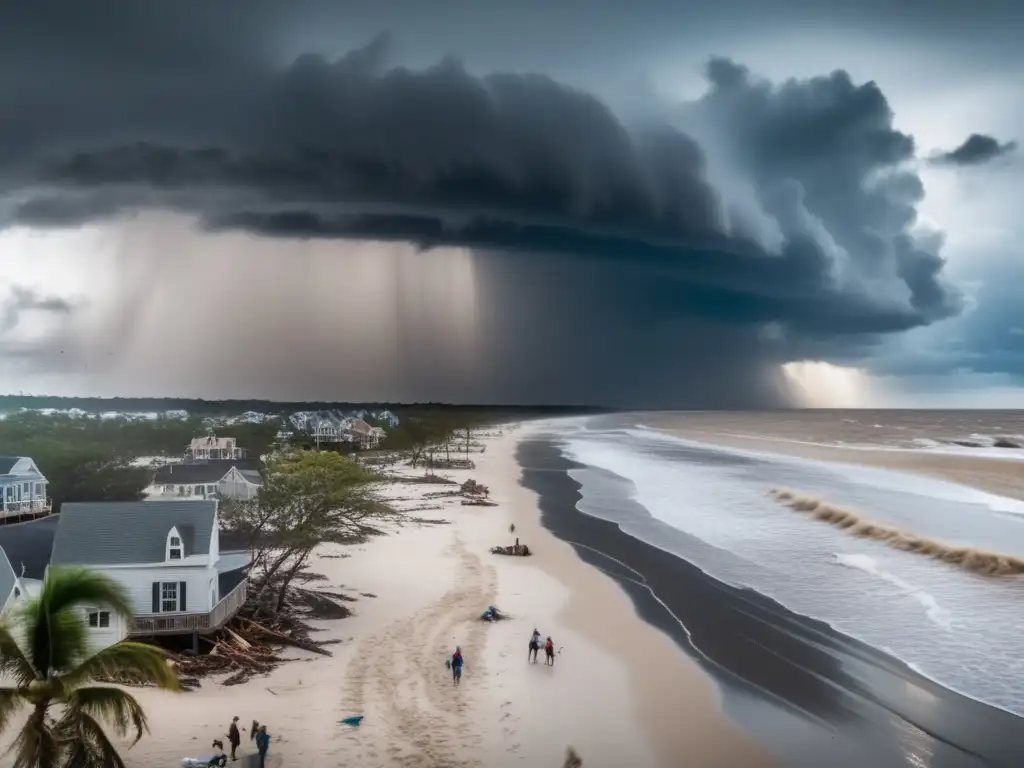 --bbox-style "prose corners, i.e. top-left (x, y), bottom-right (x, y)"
top-left (0, 457), bottom-right (22, 475)
top-left (238, 470), bottom-right (263, 485)
top-left (152, 460), bottom-right (260, 485)
top-left (0, 547), bottom-right (16, 609)
top-left (0, 515), bottom-right (59, 579)
top-left (51, 501), bottom-right (217, 566)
